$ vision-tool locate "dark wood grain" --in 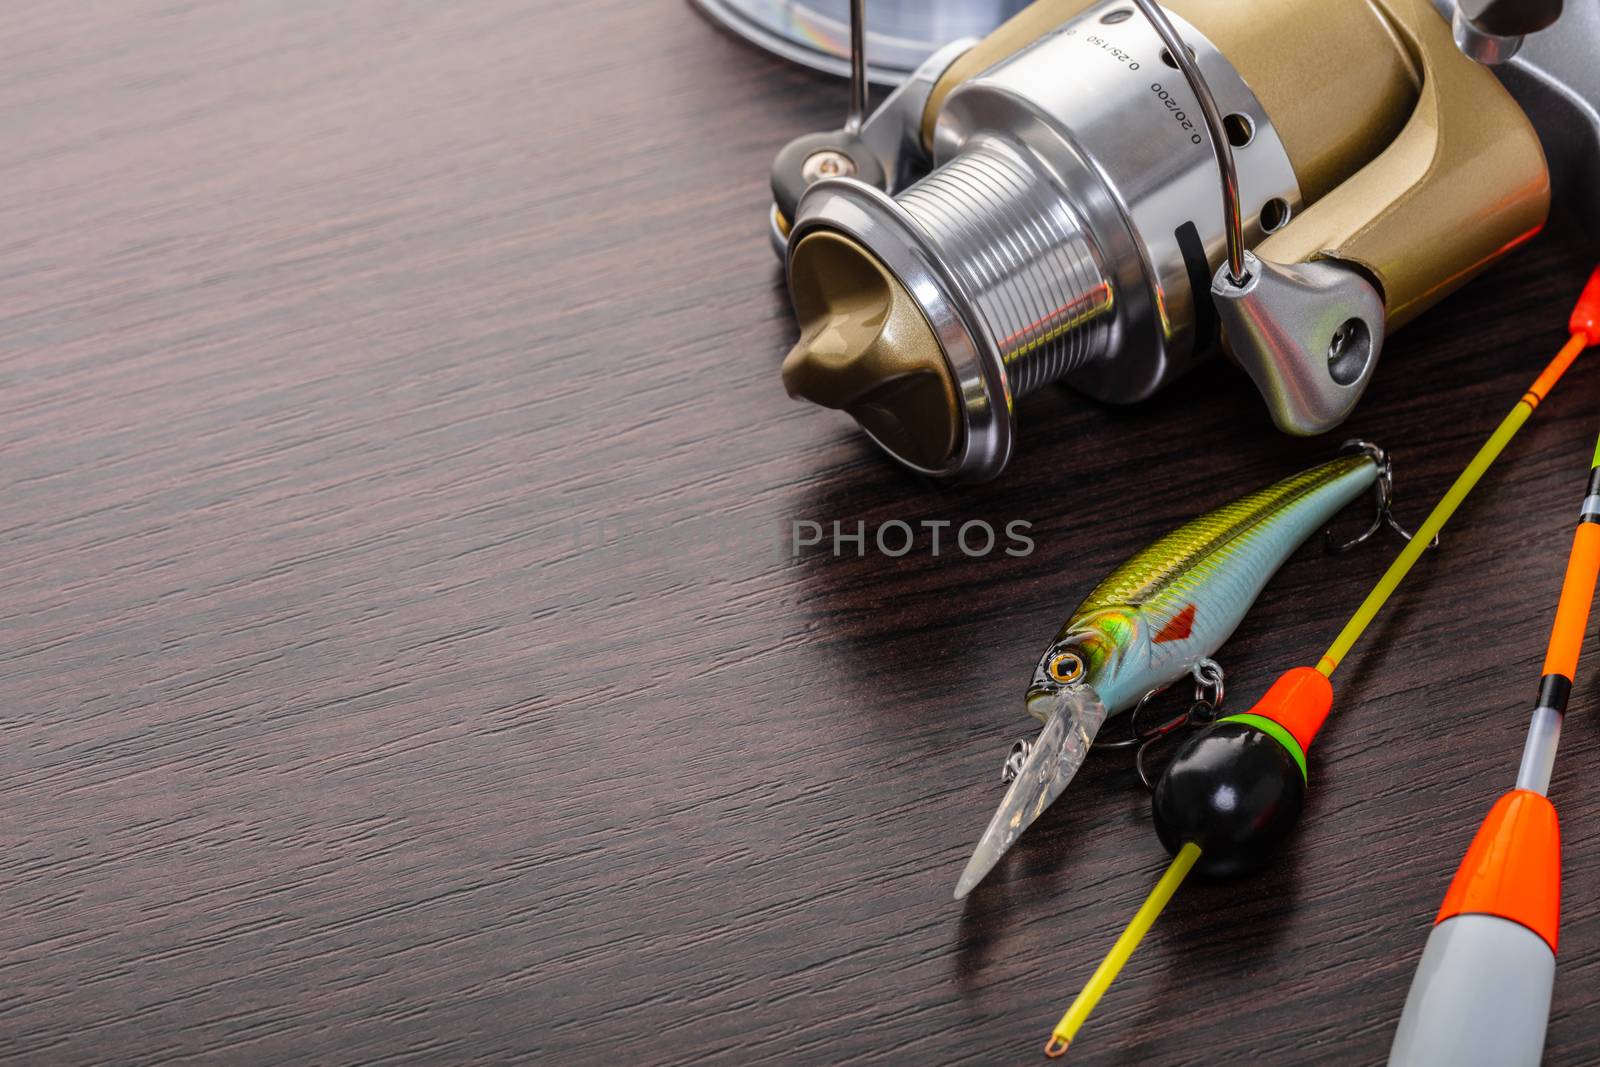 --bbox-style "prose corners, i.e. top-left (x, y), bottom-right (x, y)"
top-left (2, 2), bottom-right (1598, 1064)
